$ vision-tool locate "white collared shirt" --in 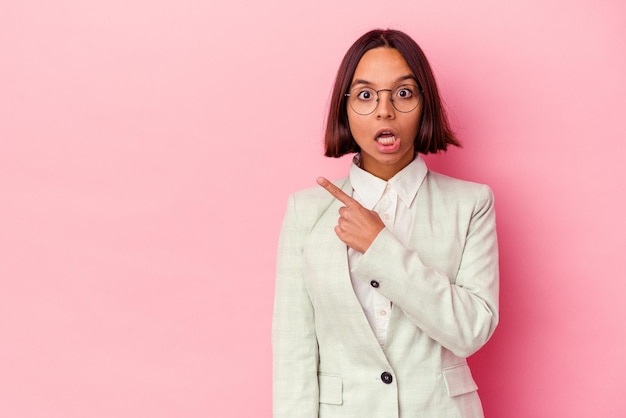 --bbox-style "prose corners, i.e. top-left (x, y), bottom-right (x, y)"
top-left (348, 154), bottom-right (428, 347)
